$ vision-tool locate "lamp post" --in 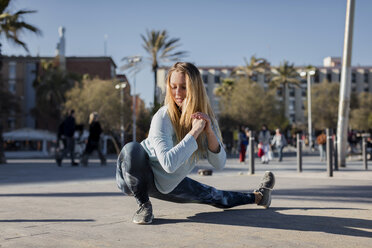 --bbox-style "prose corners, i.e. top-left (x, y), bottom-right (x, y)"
top-left (300, 70), bottom-right (316, 150)
top-left (120, 55), bottom-right (142, 142)
top-left (115, 82), bottom-right (127, 147)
